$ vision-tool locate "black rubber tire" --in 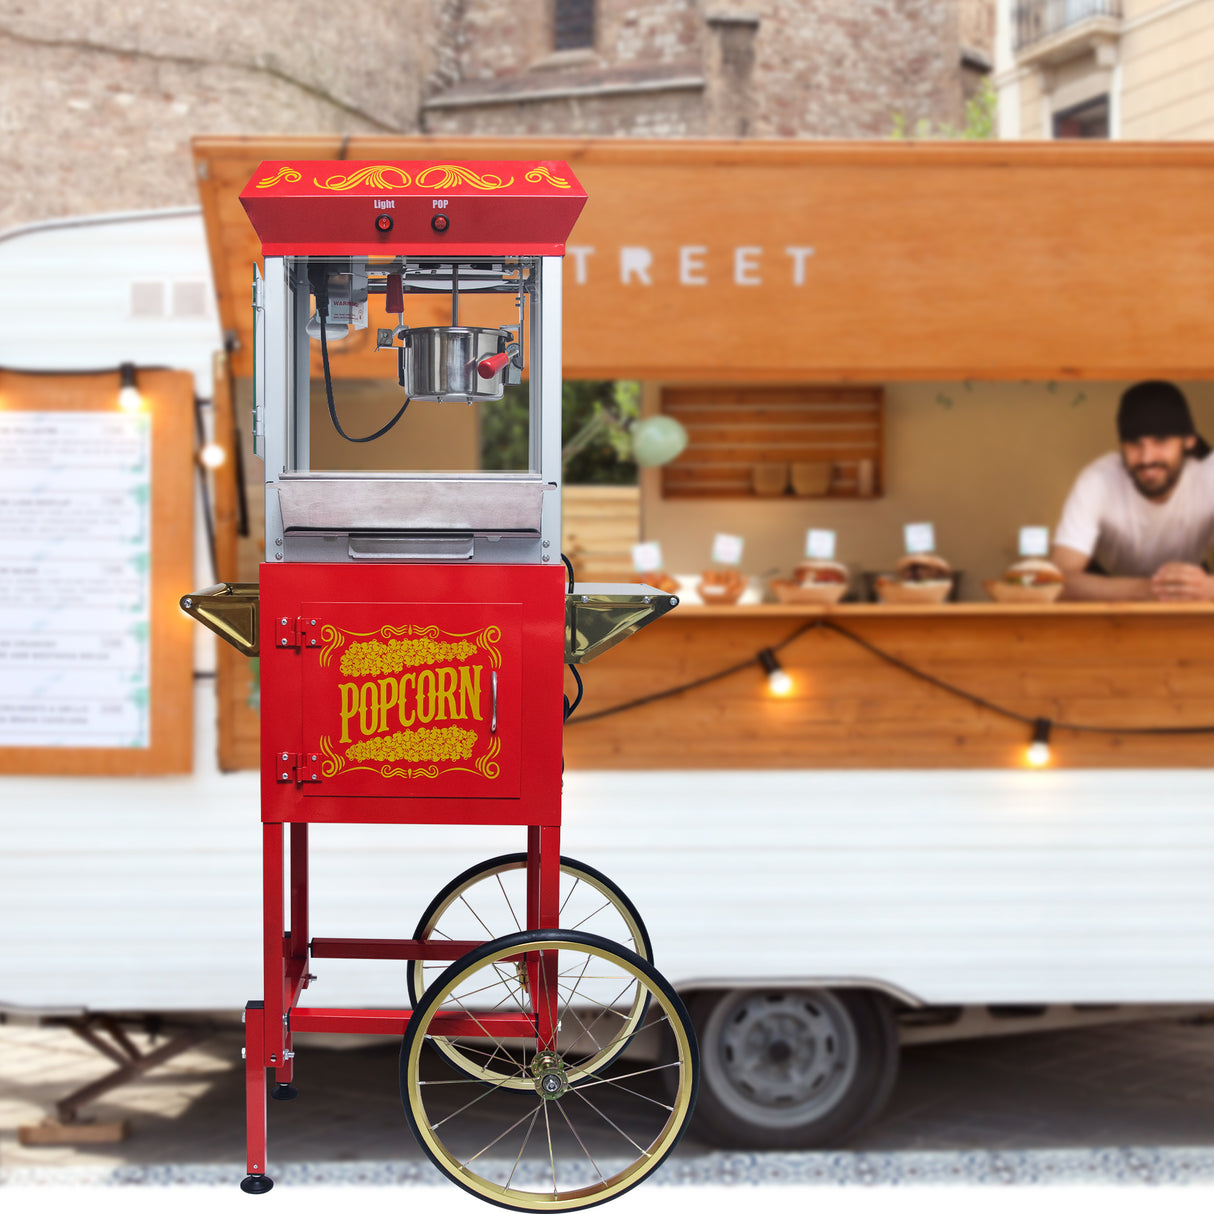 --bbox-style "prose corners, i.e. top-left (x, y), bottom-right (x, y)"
top-left (689, 987), bottom-right (898, 1149)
